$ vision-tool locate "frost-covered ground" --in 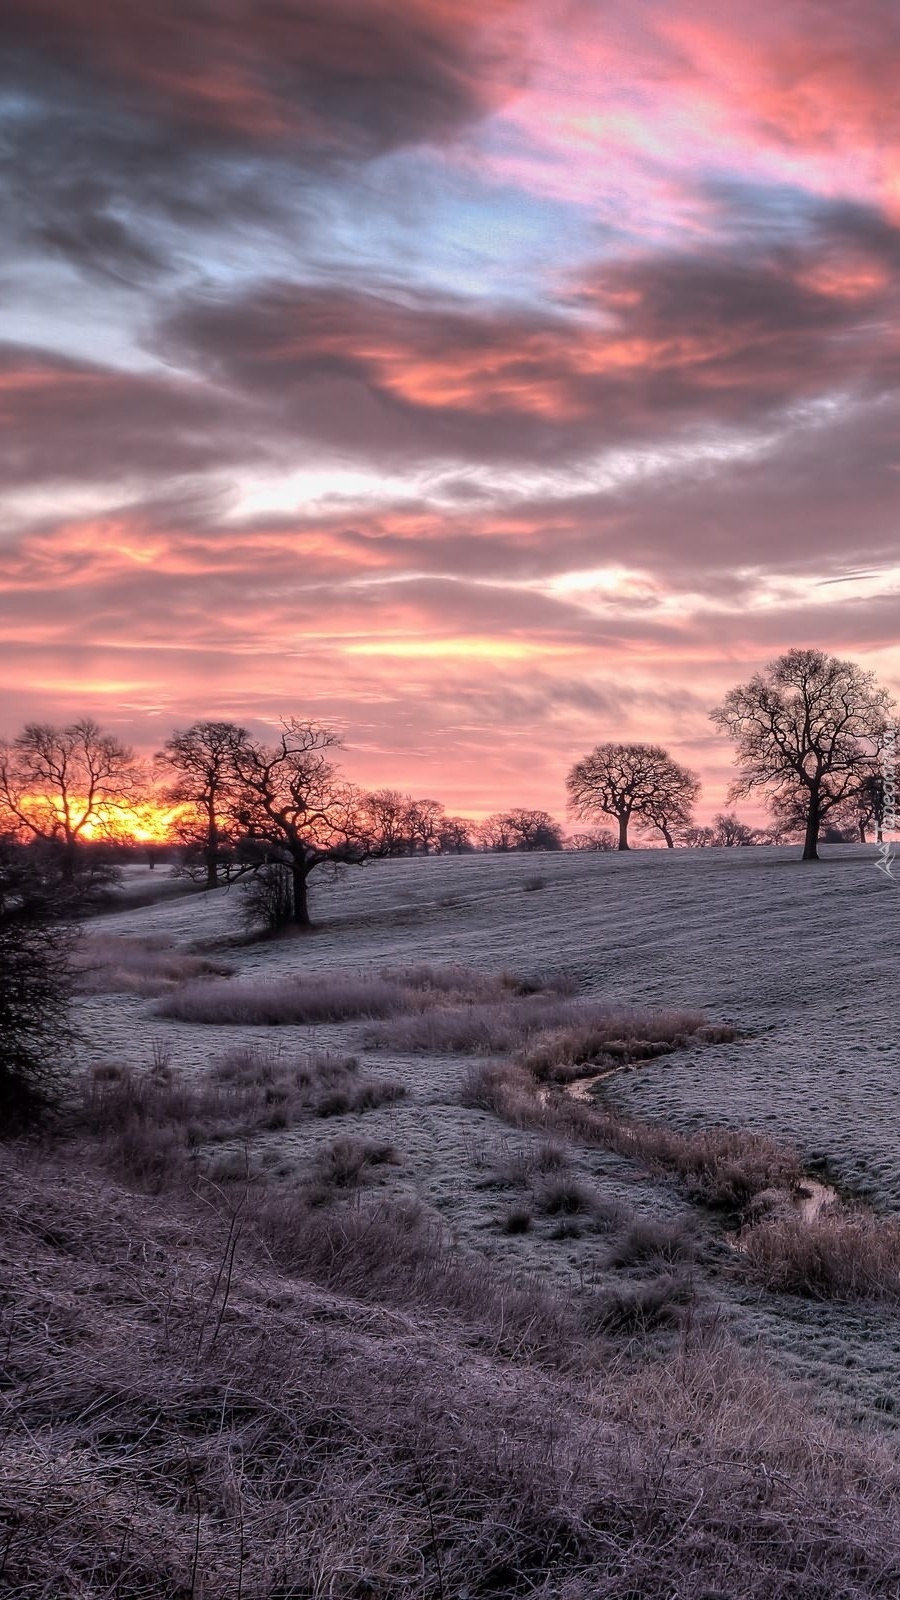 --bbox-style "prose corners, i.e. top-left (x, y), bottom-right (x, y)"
top-left (77, 844), bottom-right (900, 1424)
